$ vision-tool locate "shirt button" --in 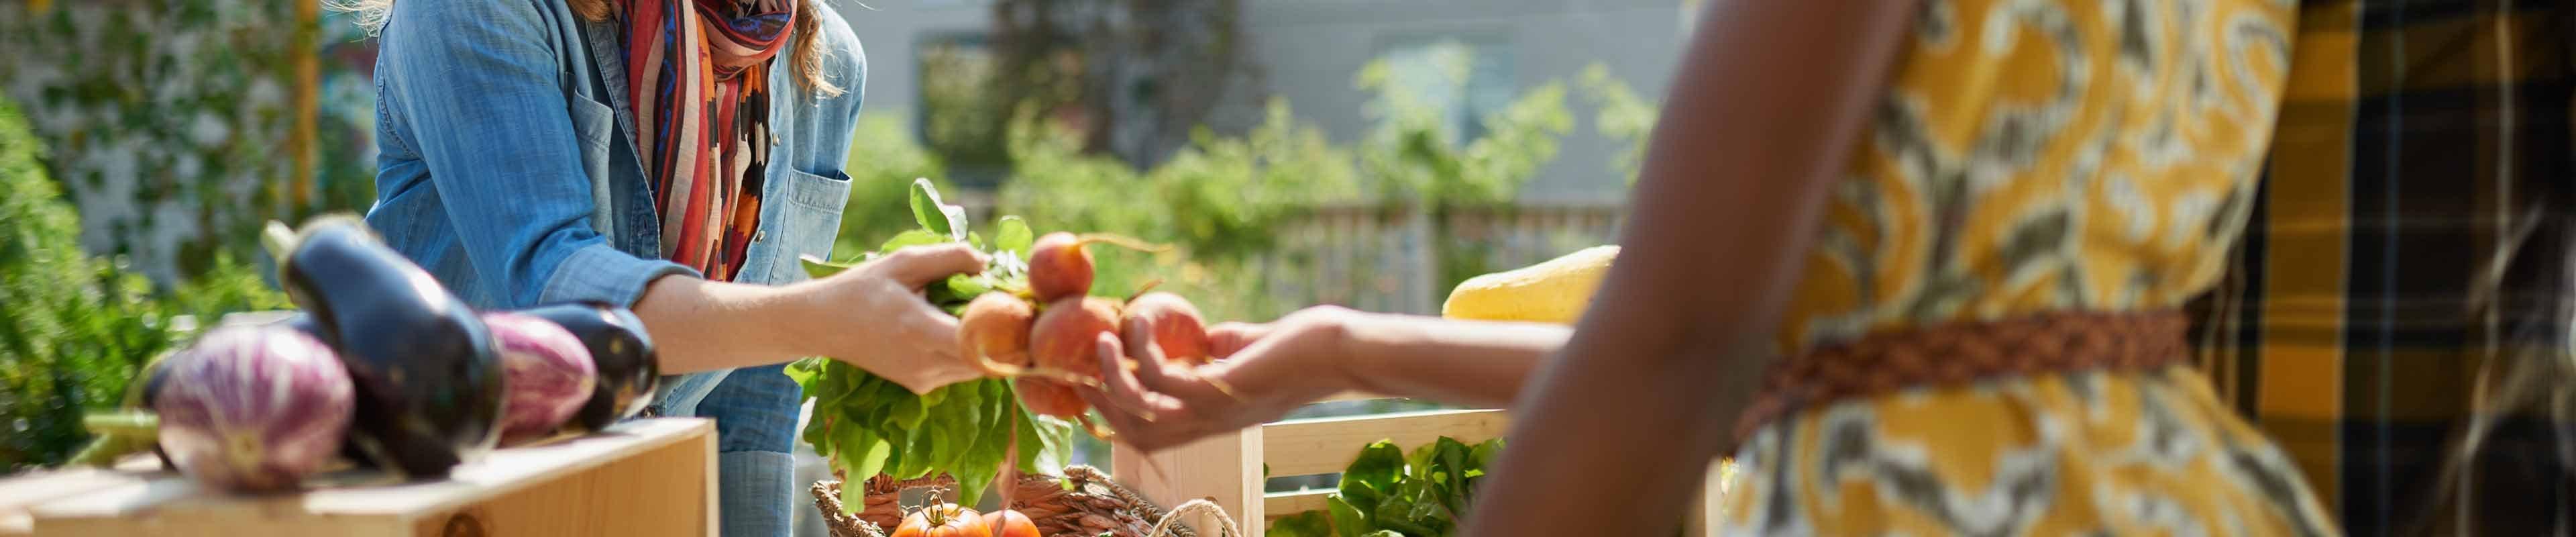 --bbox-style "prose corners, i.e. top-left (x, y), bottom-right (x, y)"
top-left (754, 231), bottom-right (767, 242)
